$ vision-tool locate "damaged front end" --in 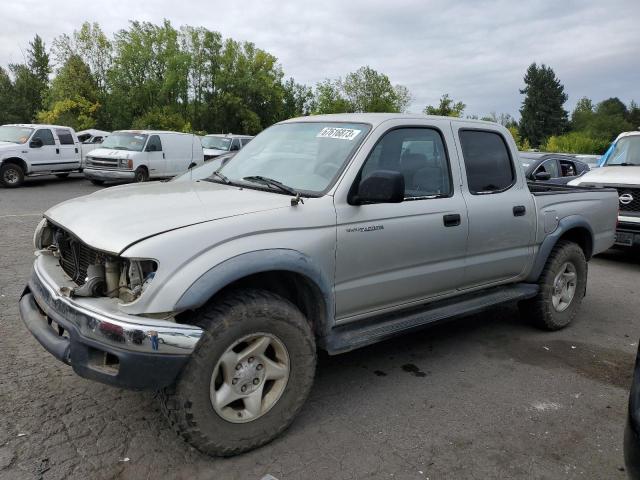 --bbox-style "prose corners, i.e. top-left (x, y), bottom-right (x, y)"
top-left (34, 218), bottom-right (157, 303)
